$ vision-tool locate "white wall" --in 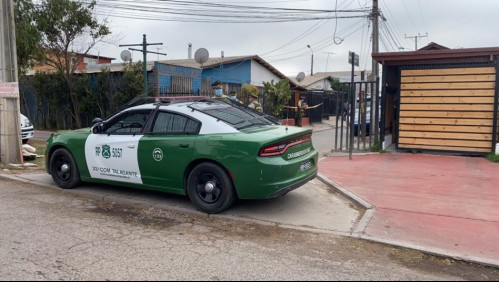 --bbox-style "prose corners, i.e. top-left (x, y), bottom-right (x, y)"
top-left (308, 79), bottom-right (332, 91)
top-left (250, 60), bottom-right (281, 86)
